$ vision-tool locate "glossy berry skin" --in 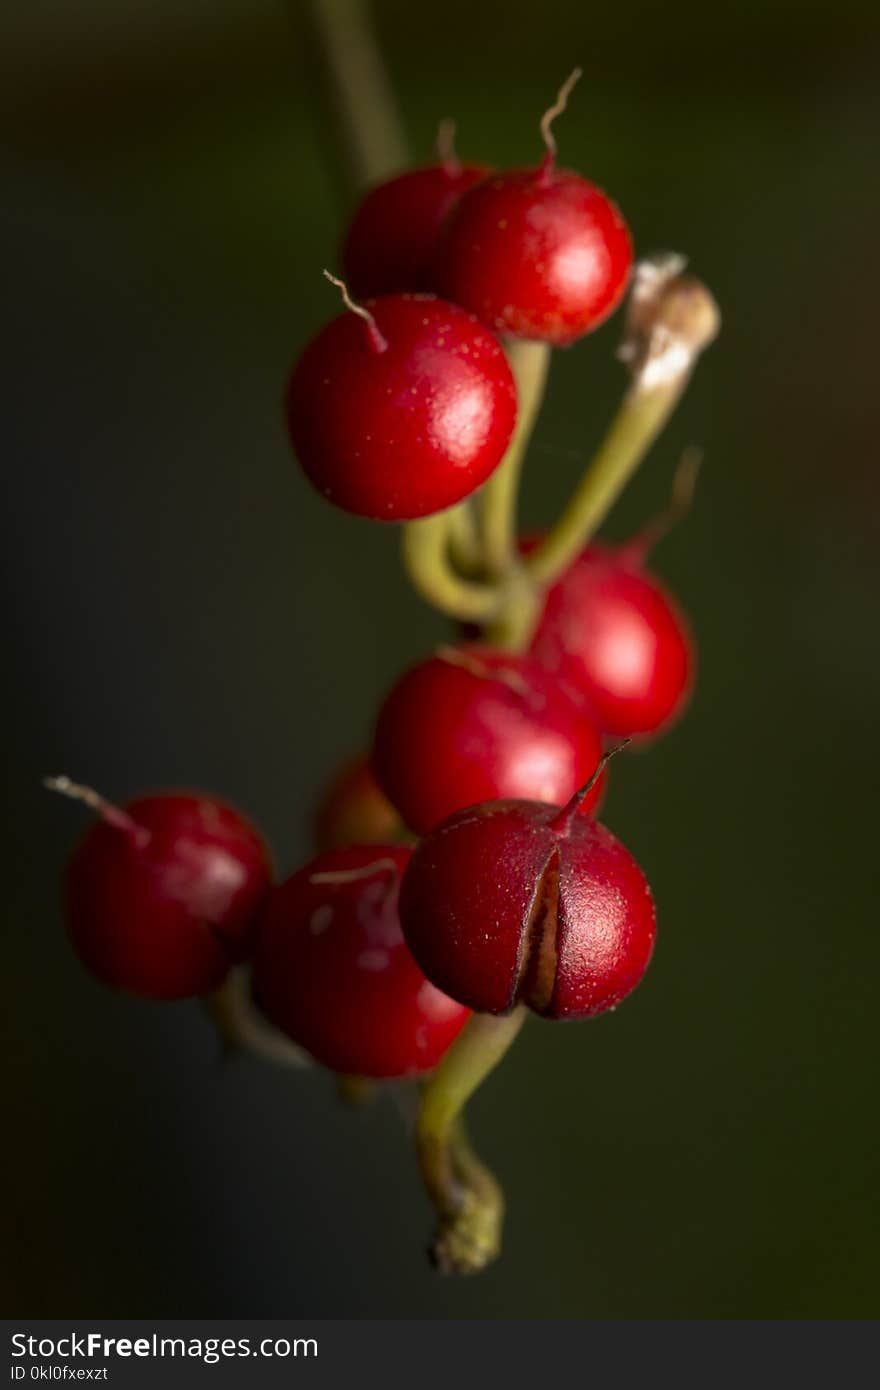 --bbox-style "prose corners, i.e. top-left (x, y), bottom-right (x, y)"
top-left (529, 540), bottom-right (694, 738)
top-left (399, 797), bottom-right (656, 1019)
top-left (438, 167), bottom-right (632, 346)
top-left (285, 294), bottom-right (517, 521)
top-left (313, 755), bottom-right (402, 851)
top-left (373, 645), bottom-right (605, 835)
top-left (65, 794), bottom-right (272, 1000)
top-left (253, 845), bottom-right (470, 1077)
top-left (342, 163), bottom-right (488, 298)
